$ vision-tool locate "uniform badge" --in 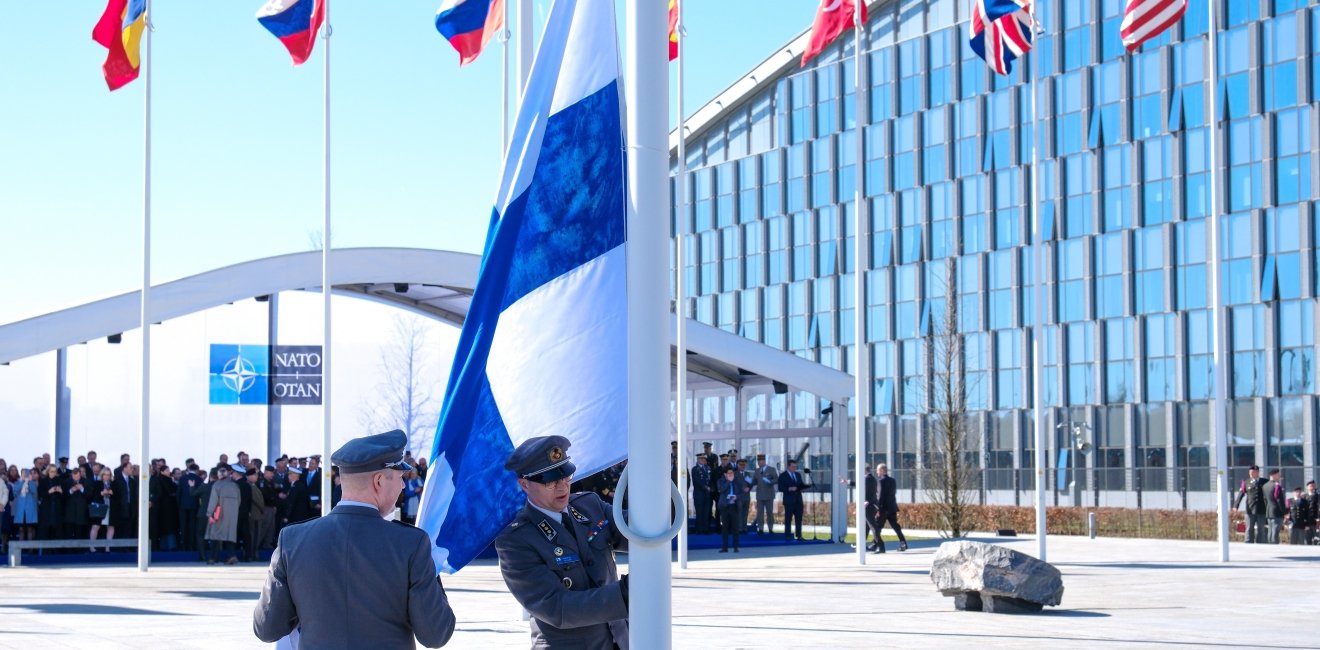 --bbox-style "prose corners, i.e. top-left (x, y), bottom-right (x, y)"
top-left (554, 546), bottom-right (564, 557)
top-left (537, 520), bottom-right (556, 542)
top-left (549, 446), bottom-right (564, 462)
top-left (568, 505), bottom-right (590, 523)
top-left (561, 577), bottom-right (573, 589)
